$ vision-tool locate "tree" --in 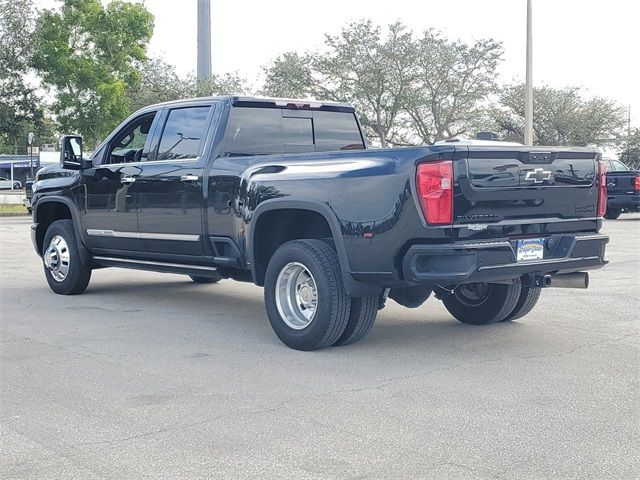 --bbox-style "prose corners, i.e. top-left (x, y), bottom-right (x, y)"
top-left (261, 52), bottom-right (314, 98)
top-left (32, 0), bottom-right (154, 148)
top-left (312, 21), bottom-right (416, 147)
top-left (128, 58), bottom-right (250, 112)
top-left (0, 0), bottom-right (55, 154)
top-left (618, 128), bottom-right (640, 169)
top-left (194, 72), bottom-right (250, 97)
top-left (493, 84), bottom-right (626, 146)
top-left (260, 21), bottom-right (502, 147)
top-left (404, 31), bottom-right (503, 144)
